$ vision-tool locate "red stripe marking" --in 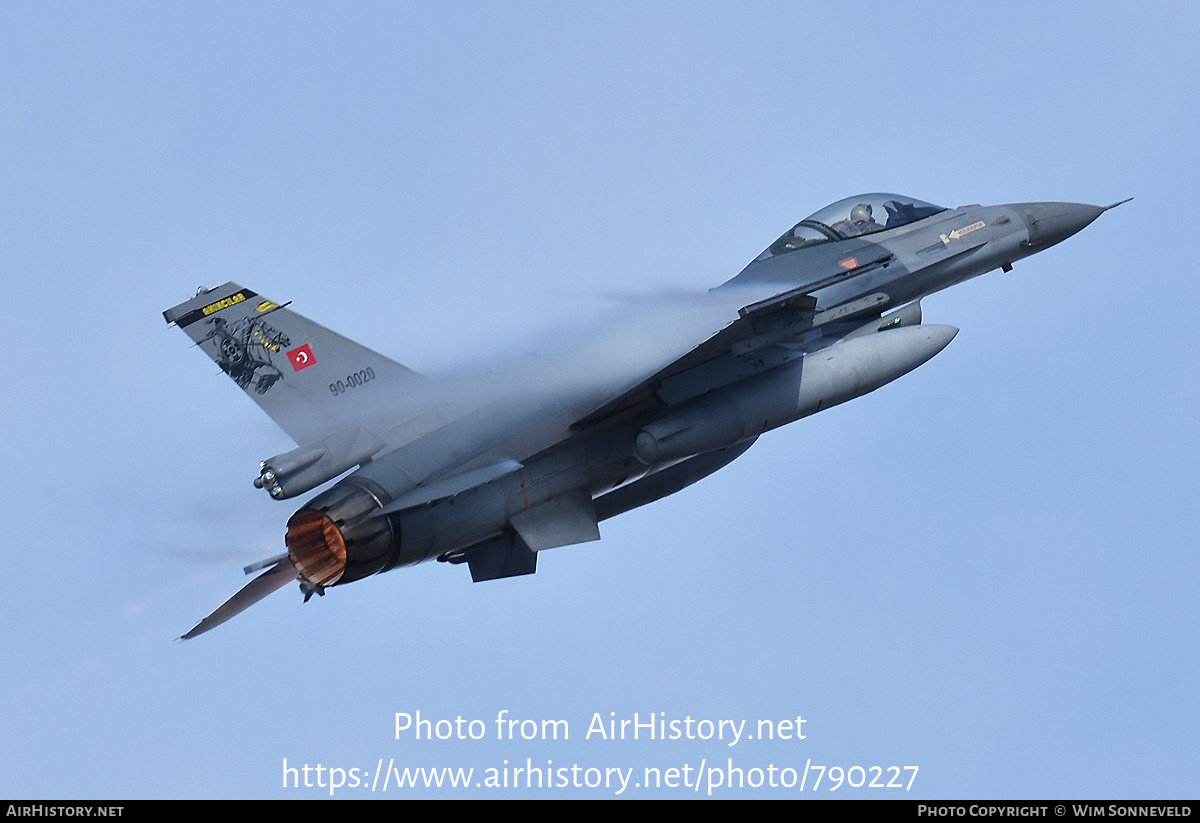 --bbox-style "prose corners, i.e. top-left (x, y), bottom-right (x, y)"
top-left (517, 469), bottom-right (529, 510)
